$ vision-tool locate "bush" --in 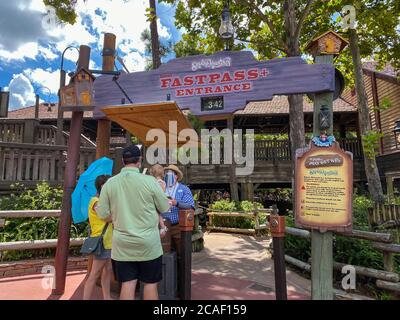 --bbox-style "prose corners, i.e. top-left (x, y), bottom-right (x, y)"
top-left (284, 194), bottom-right (400, 279)
top-left (209, 200), bottom-right (265, 229)
top-left (0, 182), bottom-right (88, 261)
